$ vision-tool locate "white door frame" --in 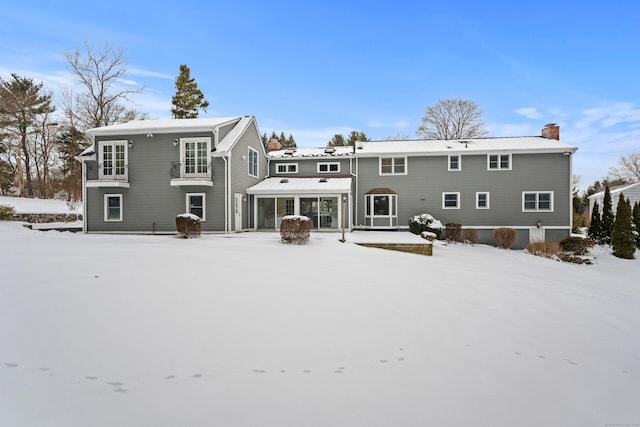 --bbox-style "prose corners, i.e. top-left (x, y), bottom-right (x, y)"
top-left (234, 193), bottom-right (243, 232)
